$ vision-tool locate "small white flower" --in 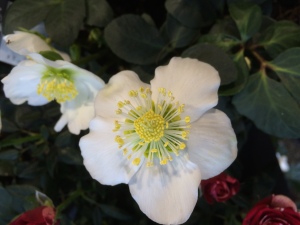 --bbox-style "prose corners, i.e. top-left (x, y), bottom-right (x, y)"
top-left (4, 31), bottom-right (70, 61)
top-left (1, 53), bottom-right (105, 134)
top-left (79, 57), bottom-right (237, 224)
top-left (276, 152), bottom-right (290, 172)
